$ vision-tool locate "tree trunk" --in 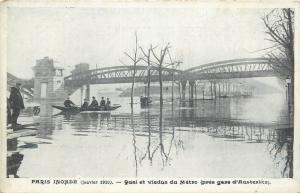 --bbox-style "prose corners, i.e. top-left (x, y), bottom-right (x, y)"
top-left (159, 64), bottom-right (163, 125)
top-left (131, 64), bottom-right (136, 108)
